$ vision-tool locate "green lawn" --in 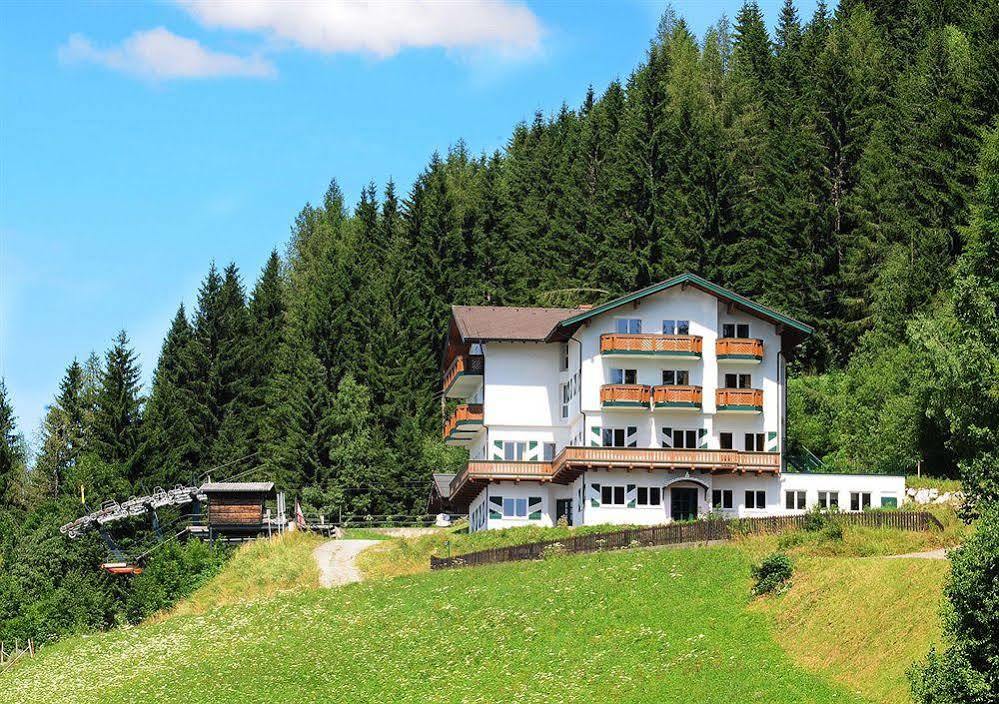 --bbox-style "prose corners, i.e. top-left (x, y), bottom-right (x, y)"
top-left (6, 545), bottom-right (870, 704)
